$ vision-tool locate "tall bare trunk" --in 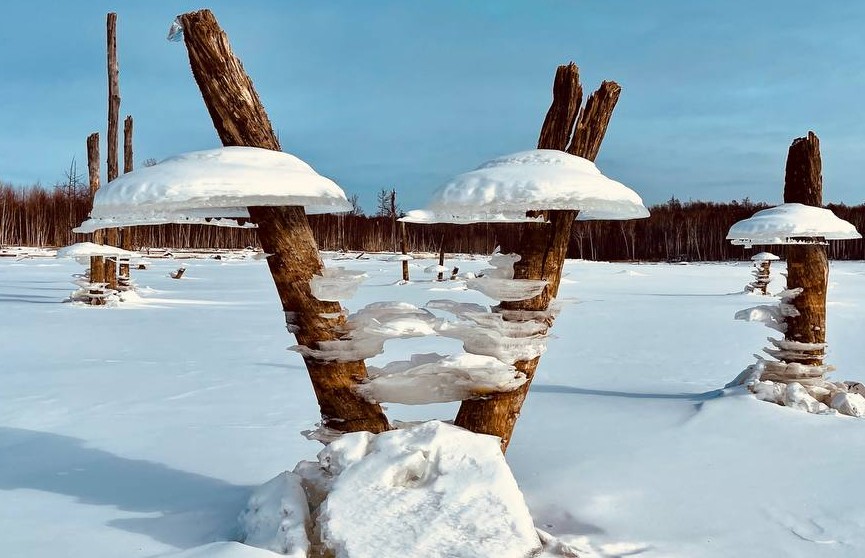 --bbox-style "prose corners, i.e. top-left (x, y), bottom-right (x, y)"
top-left (177, 9), bottom-right (388, 433)
top-left (400, 221), bottom-right (409, 282)
top-left (87, 132), bottom-right (105, 306)
top-left (119, 115), bottom-right (134, 283)
top-left (455, 65), bottom-right (621, 451)
top-left (104, 12), bottom-right (120, 285)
